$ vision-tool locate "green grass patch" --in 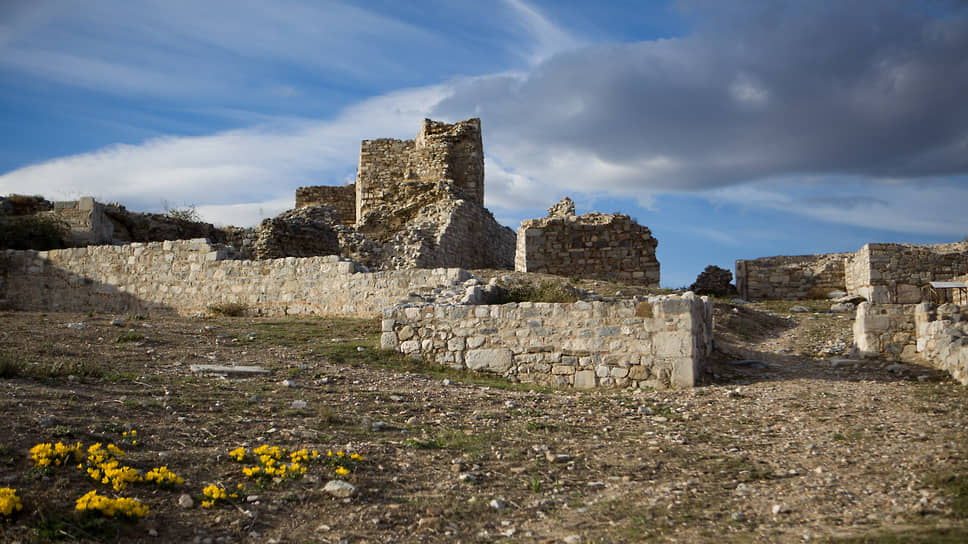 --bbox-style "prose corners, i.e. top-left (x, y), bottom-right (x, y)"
top-left (115, 332), bottom-right (144, 344)
top-left (931, 471), bottom-right (968, 518)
